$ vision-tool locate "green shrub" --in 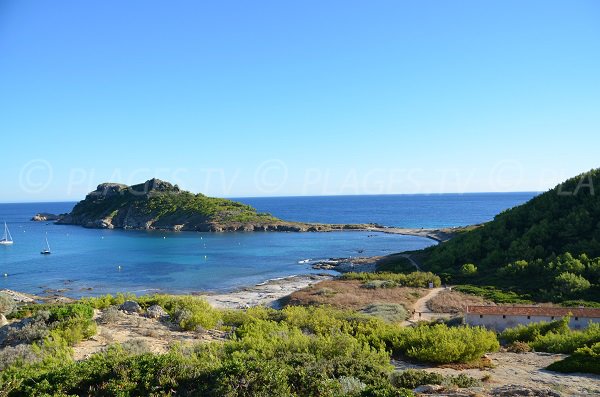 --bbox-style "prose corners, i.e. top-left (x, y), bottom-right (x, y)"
top-left (390, 369), bottom-right (480, 389)
top-left (530, 323), bottom-right (600, 353)
top-left (390, 324), bottom-right (499, 363)
top-left (453, 285), bottom-right (532, 304)
top-left (342, 272), bottom-right (441, 288)
top-left (461, 263), bottom-right (478, 276)
top-left (49, 316), bottom-right (97, 346)
top-left (500, 317), bottom-right (570, 344)
top-left (547, 342), bottom-right (600, 374)
top-left (363, 280), bottom-right (398, 289)
top-left (48, 303), bottom-right (94, 322)
top-left (390, 370), bottom-right (444, 389)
